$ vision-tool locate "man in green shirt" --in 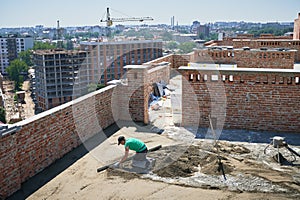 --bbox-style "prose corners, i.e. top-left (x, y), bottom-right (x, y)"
top-left (114, 136), bottom-right (149, 168)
